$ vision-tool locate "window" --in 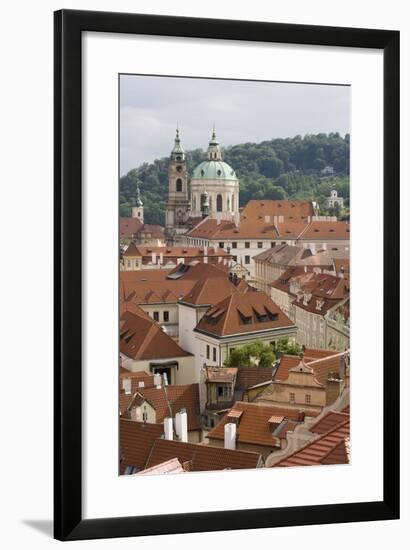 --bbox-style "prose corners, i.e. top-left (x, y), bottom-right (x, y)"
top-left (232, 255), bottom-right (237, 262)
top-left (142, 411), bottom-right (148, 422)
top-left (218, 386), bottom-right (231, 398)
top-left (290, 392), bottom-right (295, 403)
top-left (213, 347), bottom-right (217, 362)
top-left (153, 311), bottom-right (159, 322)
top-left (305, 394), bottom-right (311, 405)
top-left (257, 242), bottom-right (263, 248)
top-left (271, 242), bottom-right (275, 248)
top-left (206, 345), bottom-right (210, 360)
top-left (219, 242), bottom-right (224, 248)
top-left (216, 194), bottom-right (223, 212)
top-left (245, 242), bottom-right (250, 248)
top-left (176, 178), bottom-right (183, 192)
top-left (245, 255), bottom-right (250, 264)
top-left (163, 311), bottom-right (169, 322)
top-left (232, 242), bottom-right (237, 248)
